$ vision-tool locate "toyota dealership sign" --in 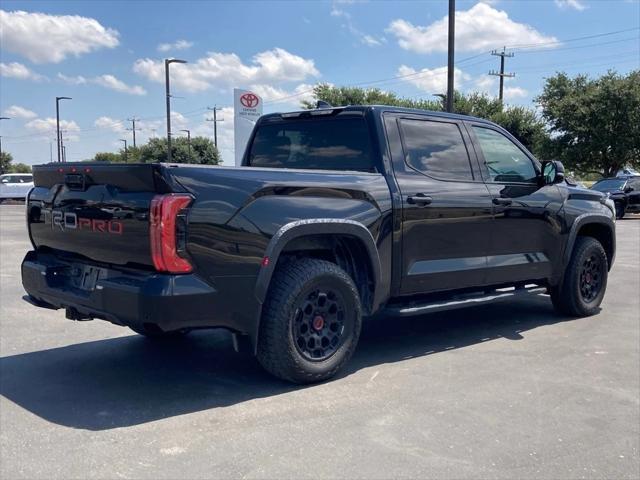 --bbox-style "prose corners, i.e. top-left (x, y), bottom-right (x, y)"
top-left (234, 88), bottom-right (263, 166)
